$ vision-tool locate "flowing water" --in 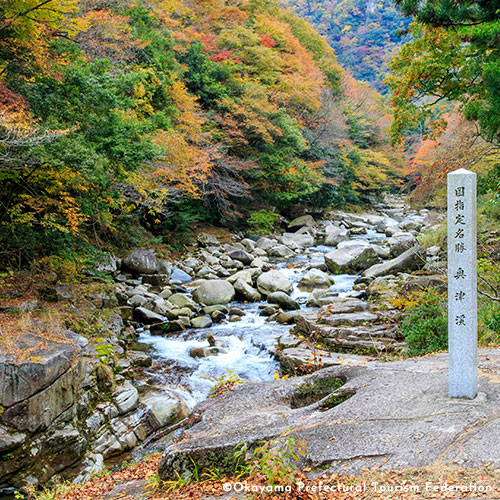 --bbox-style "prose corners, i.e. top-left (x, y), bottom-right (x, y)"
top-left (136, 229), bottom-right (387, 409)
